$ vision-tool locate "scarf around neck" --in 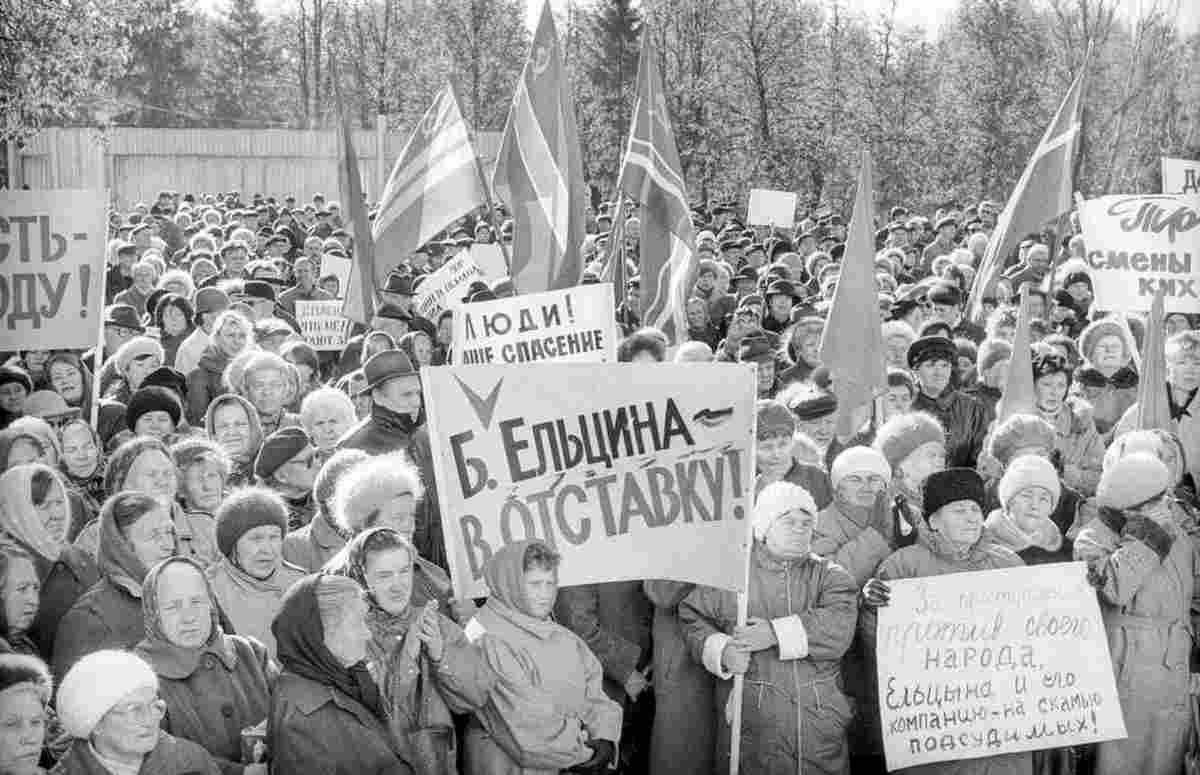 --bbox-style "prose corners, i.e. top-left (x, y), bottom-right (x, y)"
top-left (135, 556), bottom-right (232, 679)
